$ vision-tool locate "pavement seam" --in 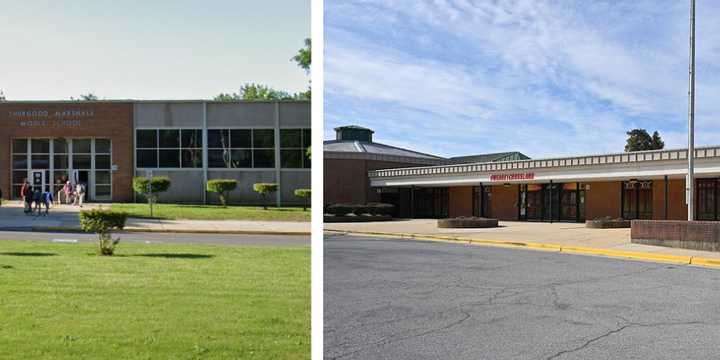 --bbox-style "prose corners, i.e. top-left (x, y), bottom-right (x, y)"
top-left (326, 229), bottom-right (720, 269)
